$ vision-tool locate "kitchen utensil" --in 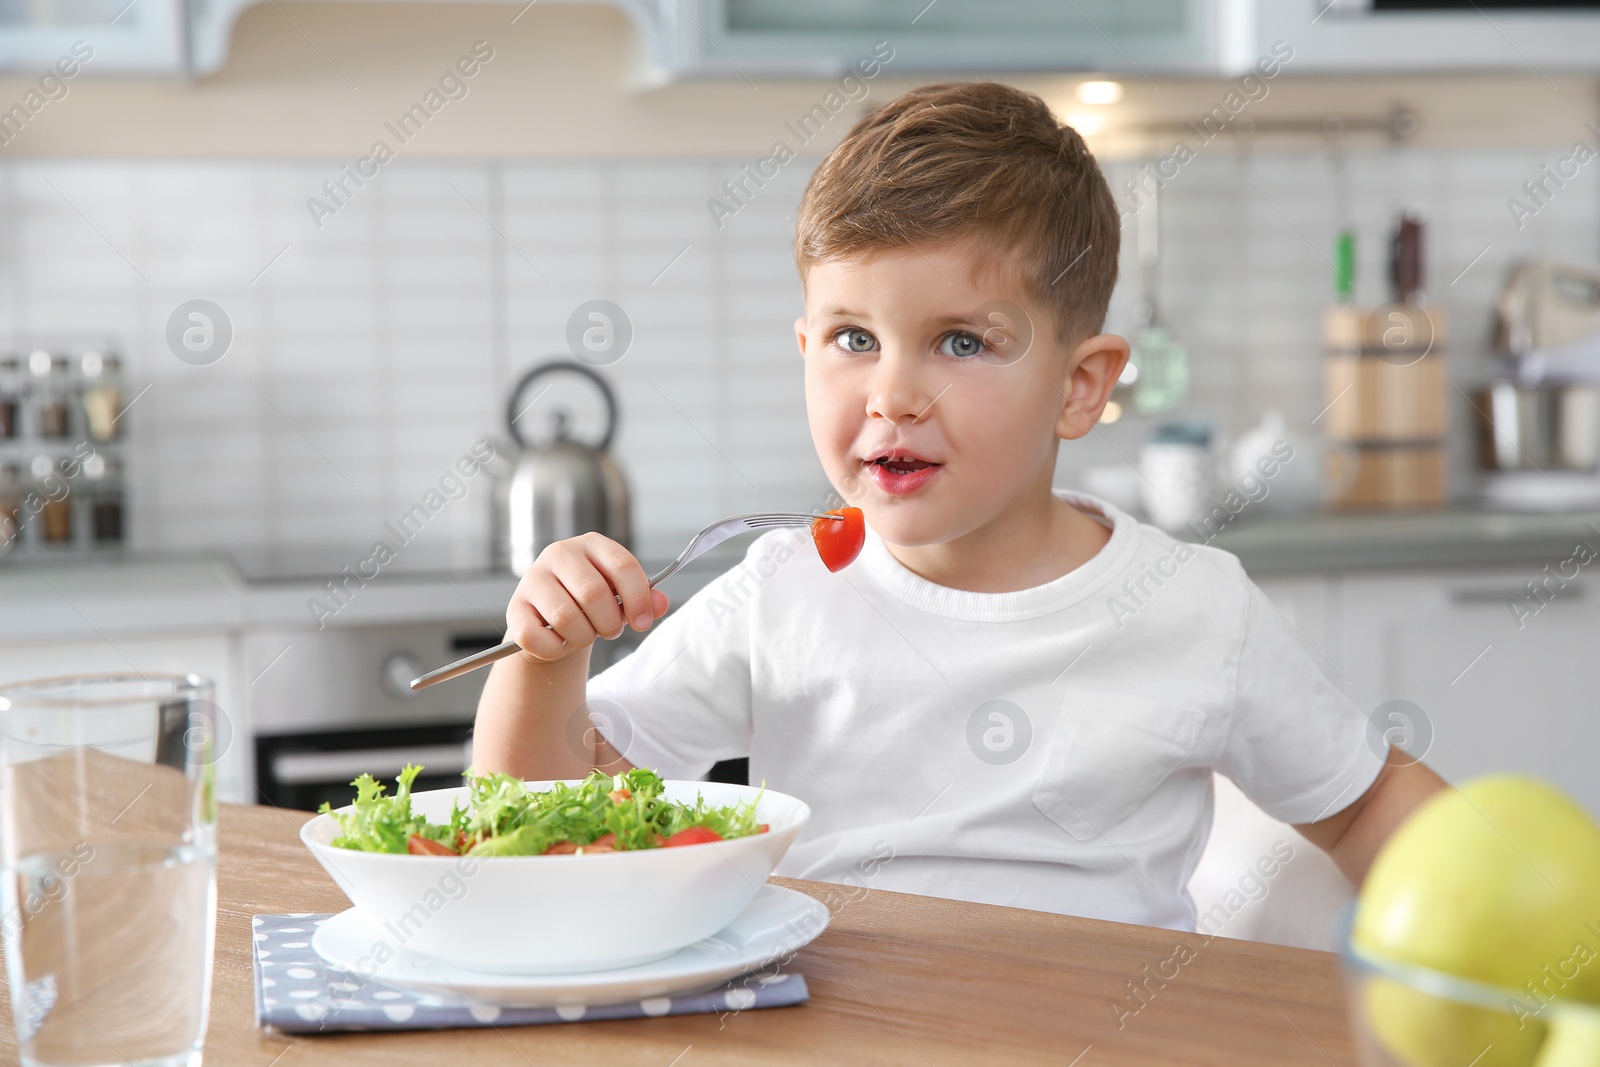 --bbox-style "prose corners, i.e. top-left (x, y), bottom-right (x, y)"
top-left (1322, 347), bottom-right (1448, 440)
top-left (1334, 228), bottom-right (1355, 304)
top-left (1114, 176), bottom-right (1188, 417)
top-left (492, 360), bottom-right (632, 578)
top-left (1321, 211), bottom-right (1449, 511)
top-left (1494, 260), bottom-right (1600, 358)
top-left (0, 673), bottom-right (221, 1067)
top-left (302, 884), bottom-right (826, 1010)
top-left (1472, 378), bottom-right (1600, 471)
top-left (1325, 447), bottom-right (1447, 511)
top-left (409, 510), bottom-right (843, 690)
top-left (1389, 211), bottom-right (1424, 304)
top-left (301, 779), bottom-right (810, 974)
